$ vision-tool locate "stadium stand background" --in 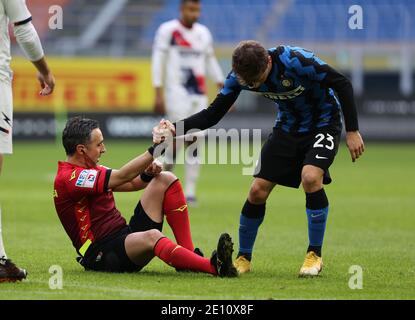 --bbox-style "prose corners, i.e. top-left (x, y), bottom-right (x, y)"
top-left (10, 0), bottom-right (415, 140)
